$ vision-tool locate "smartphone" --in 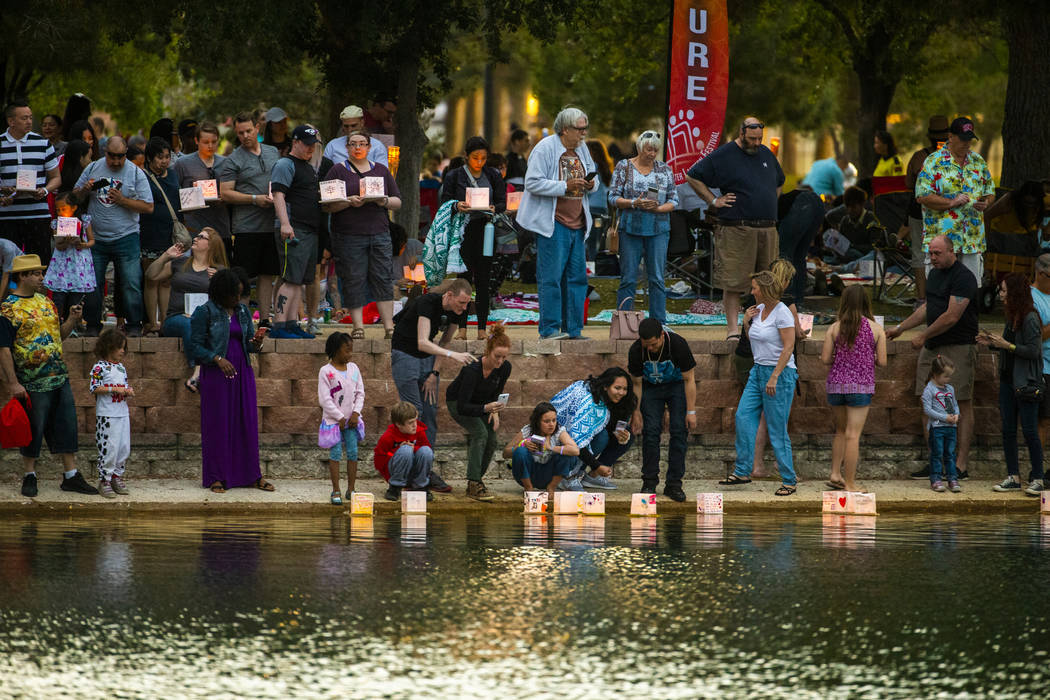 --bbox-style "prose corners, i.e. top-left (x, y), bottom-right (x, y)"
top-left (498, 393), bottom-right (510, 404)
top-left (585, 171), bottom-right (597, 181)
top-left (615, 420), bottom-right (629, 433)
